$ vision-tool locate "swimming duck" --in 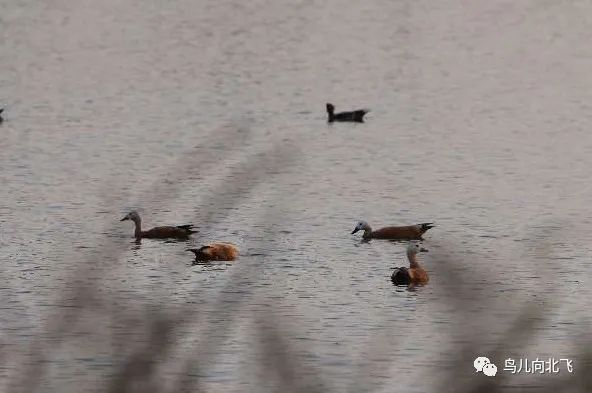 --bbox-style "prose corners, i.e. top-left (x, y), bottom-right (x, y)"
top-left (187, 243), bottom-right (239, 263)
top-left (120, 211), bottom-right (196, 240)
top-left (351, 221), bottom-right (434, 240)
top-left (326, 103), bottom-right (368, 123)
top-left (391, 242), bottom-right (429, 285)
